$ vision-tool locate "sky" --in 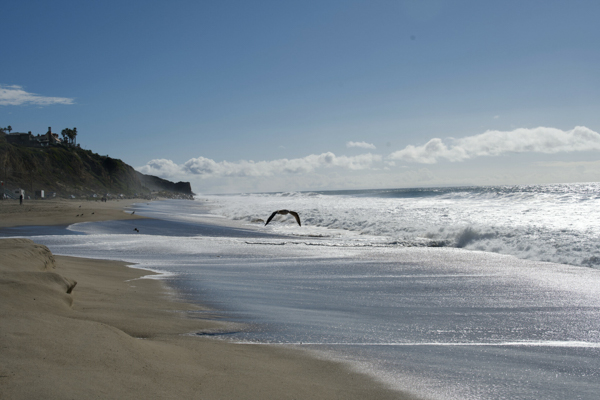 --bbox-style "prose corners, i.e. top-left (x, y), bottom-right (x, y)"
top-left (2, 0), bottom-right (600, 193)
